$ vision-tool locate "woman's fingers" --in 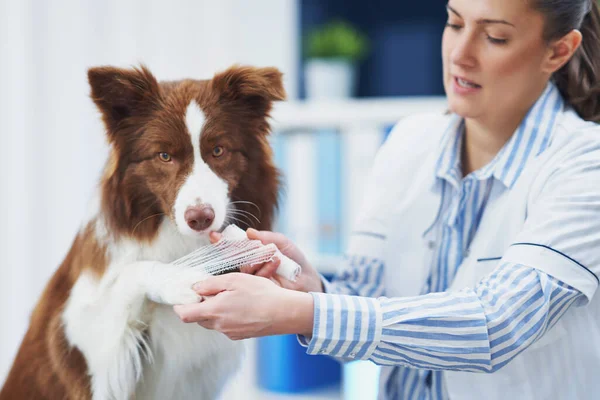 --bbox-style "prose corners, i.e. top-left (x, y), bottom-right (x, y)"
top-left (239, 257), bottom-right (281, 277)
top-left (239, 262), bottom-right (261, 275)
top-left (255, 258), bottom-right (281, 278)
top-left (209, 231), bottom-right (222, 244)
top-left (246, 228), bottom-right (287, 247)
top-left (246, 227), bottom-right (264, 241)
top-left (173, 302), bottom-right (212, 323)
top-left (192, 274), bottom-right (235, 295)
